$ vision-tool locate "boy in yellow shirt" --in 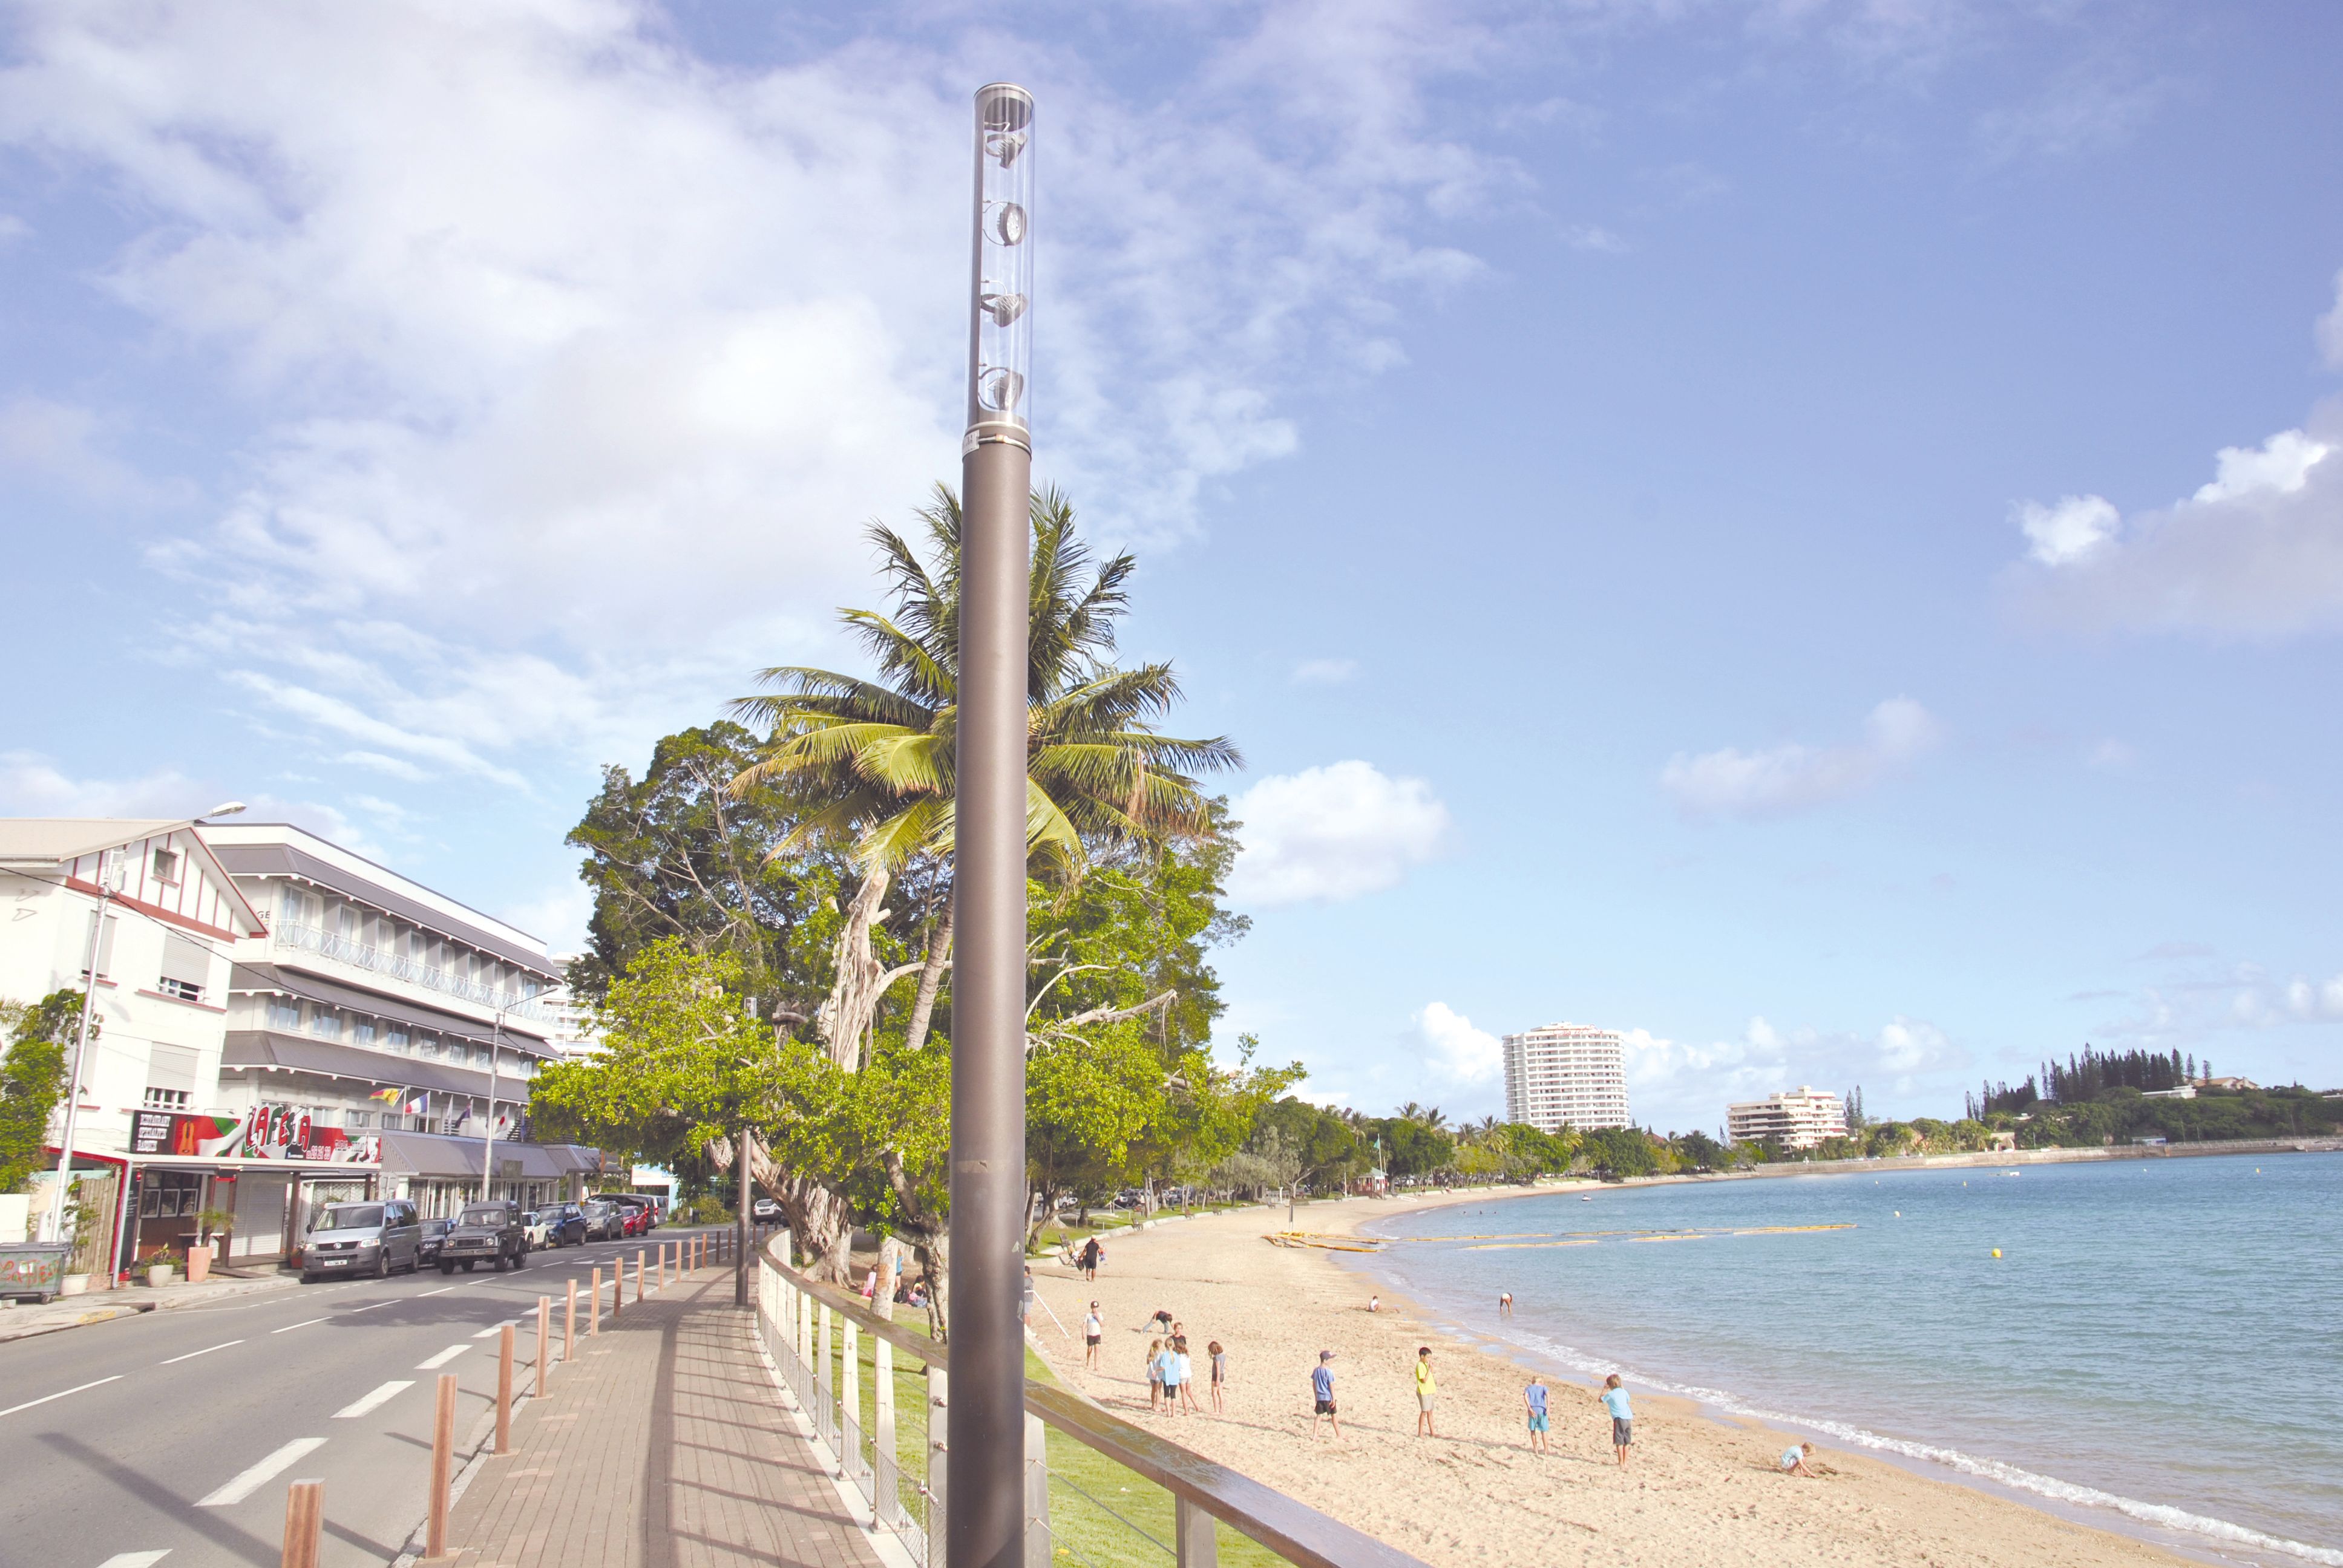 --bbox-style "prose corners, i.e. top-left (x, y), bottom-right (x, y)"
top-left (1414, 1346), bottom-right (1437, 1437)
